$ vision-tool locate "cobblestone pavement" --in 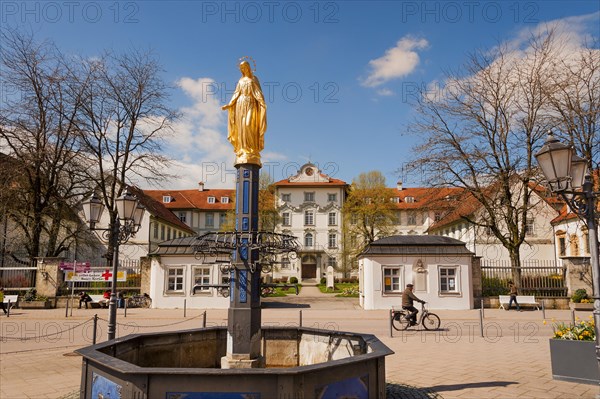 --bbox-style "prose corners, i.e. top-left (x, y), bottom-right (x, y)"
top-left (1, 297), bottom-right (598, 398)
